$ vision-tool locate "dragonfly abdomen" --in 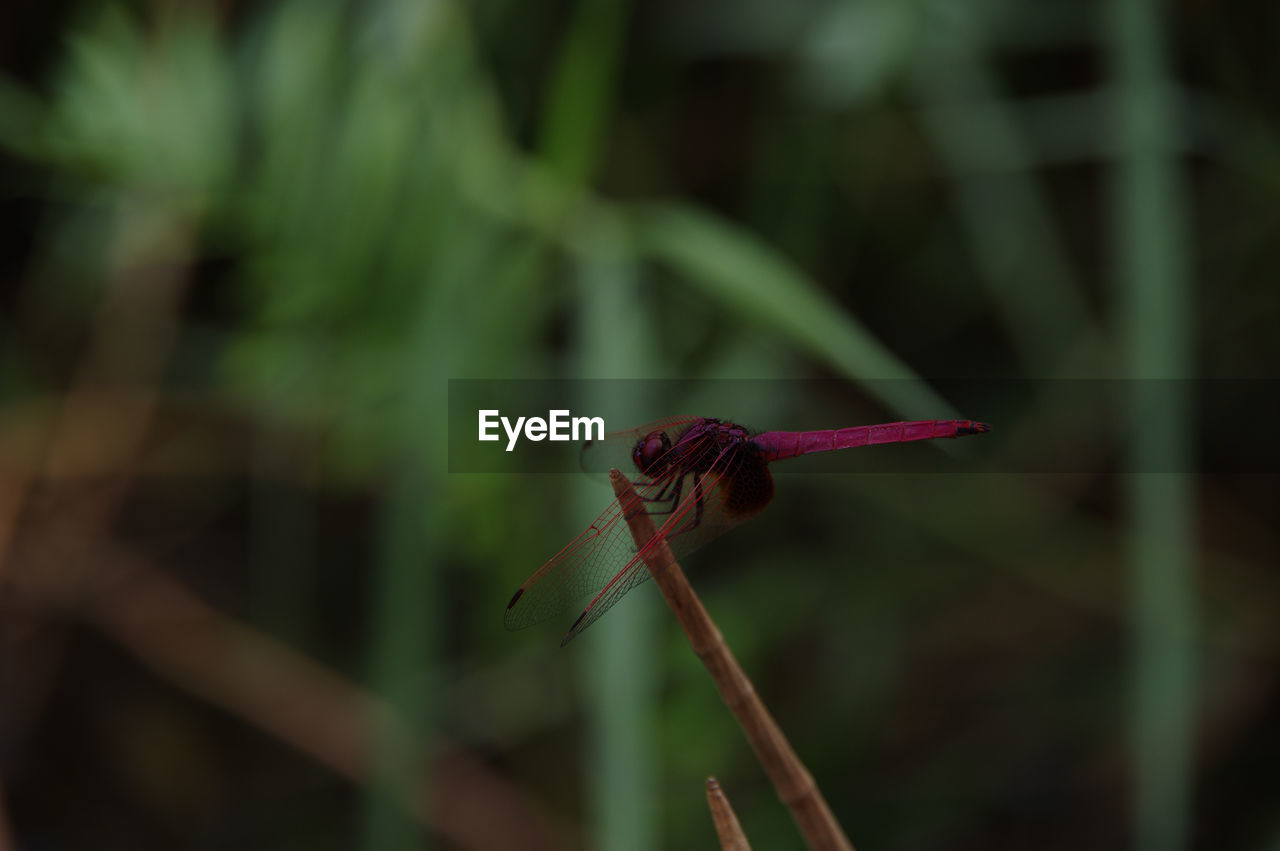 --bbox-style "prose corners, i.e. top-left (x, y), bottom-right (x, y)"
top-left (753, 419), bottom-right (990, 461)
